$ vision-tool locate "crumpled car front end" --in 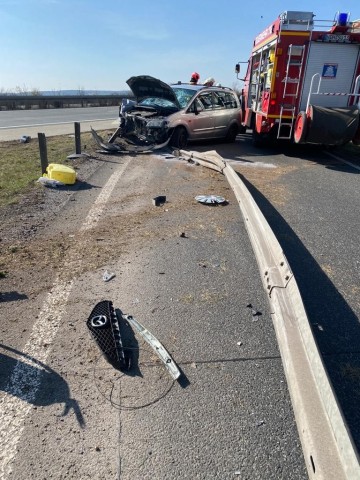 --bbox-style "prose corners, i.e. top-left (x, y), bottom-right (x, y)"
top-left (104, 75), bottom-right (182, 151)
top-left (117, 98), bottom-right (171, 145)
